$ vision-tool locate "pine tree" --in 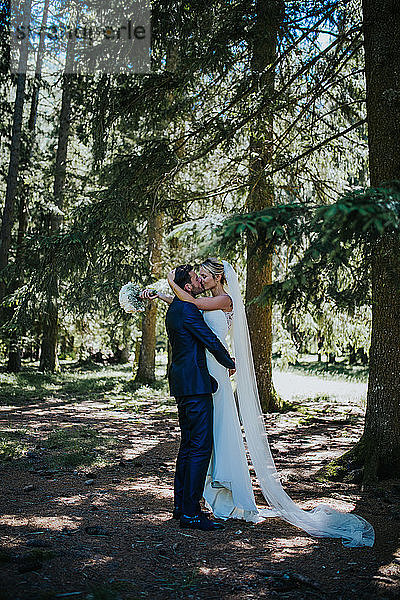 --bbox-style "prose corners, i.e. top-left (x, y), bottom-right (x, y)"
top-left (0, 0), bottom-right (31, 302)
top-left (135, 211), bottom-right (163, 383)
top-left (355, 0), bottom-right (400, 481)
top-left (39, 35), bottom-right (75, 372)
top-left (245, 0), bottom-right (285, 412)
top-left (7, 0), bottom-right (51, 372)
